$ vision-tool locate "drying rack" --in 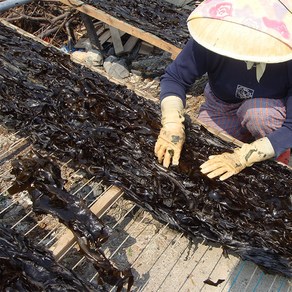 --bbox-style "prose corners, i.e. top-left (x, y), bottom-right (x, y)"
top-left (57, 0), bottom-right (182, 59)
top-left (0, 128), bottom-right (291, 292)
top-left (0, 19), bottom-right (291, 292)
